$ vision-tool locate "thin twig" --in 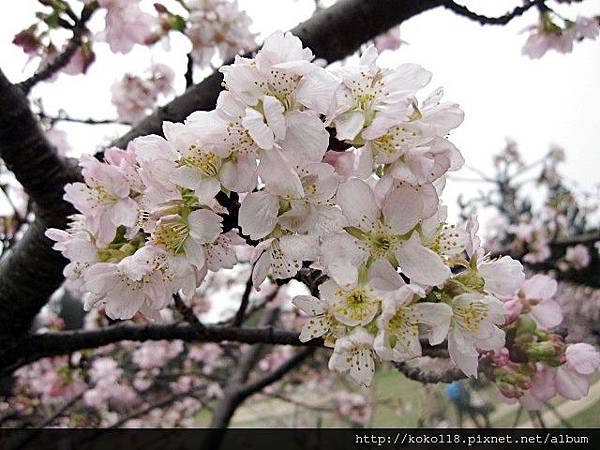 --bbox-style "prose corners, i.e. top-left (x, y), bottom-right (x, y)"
top-left (109, 384), bottom-right (207, 428)
top-left (185, 53), bottom-right (194, 88)
top-left (233, 275), bottom-right (253, 326)
top-left (35, 390), bottom-right (84, 428)
top-left (173, 293), bottom-right (206, 334)
top-left (18, 4), bottom-right (98, 93)
top-left (512, 406), bottom-right (524, 428)
top-left (442, 0), bottom-right (544, 26)
top-left (38, 111), bottom-right (131, 126)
